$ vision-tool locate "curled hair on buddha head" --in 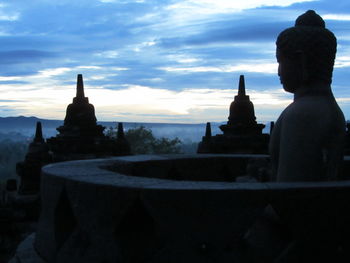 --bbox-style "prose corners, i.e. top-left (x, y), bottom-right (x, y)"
top-left (276, 10), bottom-right (337, 85)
